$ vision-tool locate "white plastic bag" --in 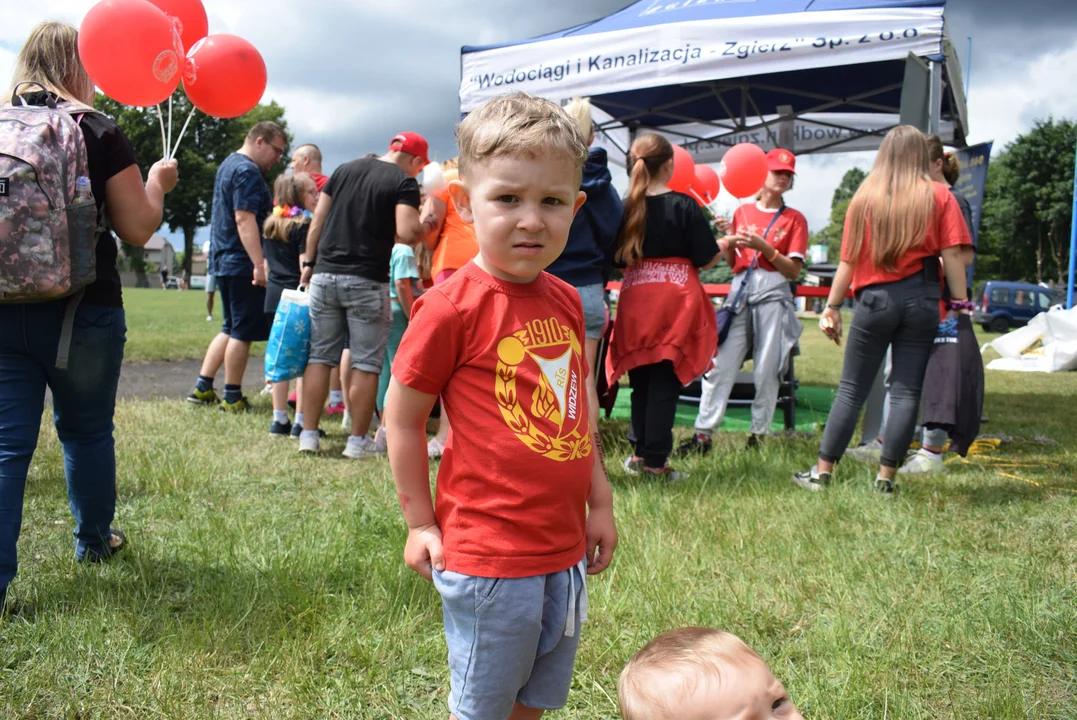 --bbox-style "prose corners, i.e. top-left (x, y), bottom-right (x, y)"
top-left (986, 306), bottom-right (1077, 373)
